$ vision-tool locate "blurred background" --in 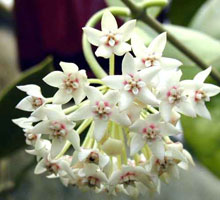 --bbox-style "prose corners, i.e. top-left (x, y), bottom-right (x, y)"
top-left (0, 0), bottom-right (220, 199)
